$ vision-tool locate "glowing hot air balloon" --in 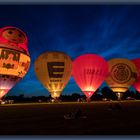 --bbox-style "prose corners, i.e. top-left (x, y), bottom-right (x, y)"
top-left (34, 51), bottom-right (72, 99)
top-left (0, 26), bottom-right (30, 100)
top-left (72, 54), bottom-right (109, 100)
top-left (105, 58), bottom-right (137, 100)
top-left (132, 58), bottom-right (140, 92)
